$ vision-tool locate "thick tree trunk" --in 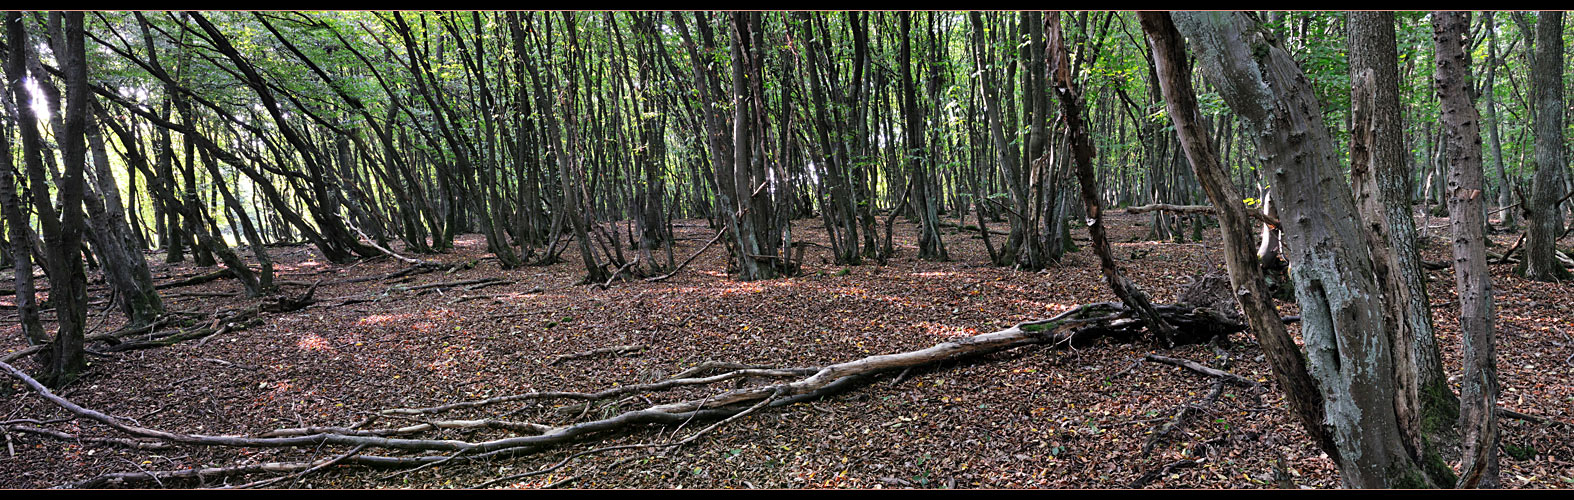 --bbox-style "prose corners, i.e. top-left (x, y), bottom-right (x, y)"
top-left (1348, 12), bottom-right (1459, 473)
top-left (28, 13), bottom-right (90, 387)
top-left (1138, 11), bottom-right (1336, 461)
top-left (1172, 11), bottom-right (1433, 488)
top-left (83, 106), bottom-right (164, 326)
top-left (1520, 11), bottom-right (1571, 281)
